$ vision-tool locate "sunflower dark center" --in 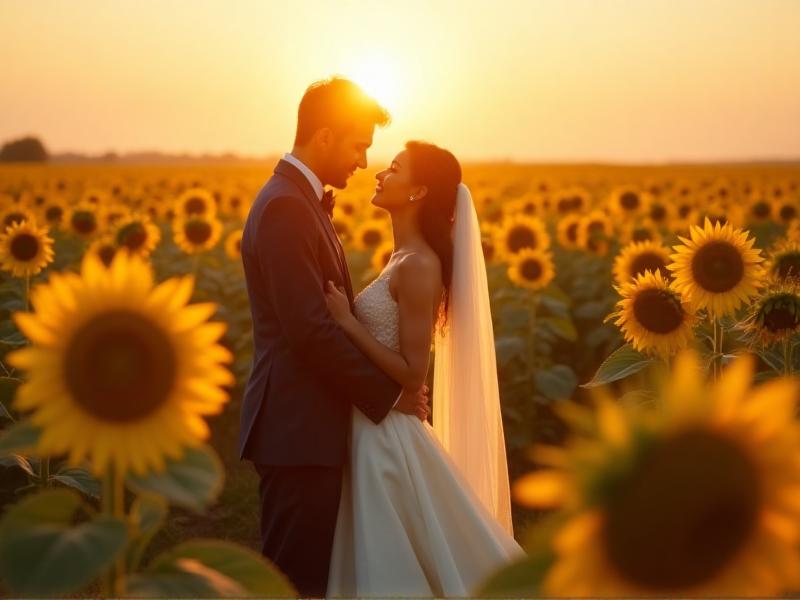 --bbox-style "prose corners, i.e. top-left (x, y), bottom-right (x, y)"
top-left (779, 205), bottom-right (797, 221)
top-left (185, 220), bottom-right (212, 244)
top-left (776, 253), bottom-right (800, 279)
top-left (650, 204), bottom-right (667, 221)
top-left (482, 239), bottom-right (495, 261)
top-left (185, 197), bottom-right (207, 215)
top-left (116, 222), bottom-right (147, 250)
top-left (557, 199), bottom-right (572, 214)
top-left (620, 192), bottom-right (640, 210)
top-left (65, 310), bottom-right (177, 422)
top-left (603, 429), bottom-right (760, 591)
top-left (632, 288), bottom-right (684, 334)
top-left (4, 212), bottom-right (26, 228)
top-left (632, 228), bottom-right (653, 242)
top-left (507, 225), bottom-right (537, 252)
top-left (98, 246), bottom-right (116, 267)
top-left (760, 295), bottom-right (800, 333)
top-left (362, 229), bottom-right (382, 247)
top-left (629, 253), bottom-right (667, 279)
top-left (678, 204), bottom-right (692, 218)
top-left (45, 206), bottom-right (63, 222)
top-left (752, 201), bottom-right (770, 218)
top-left (691, 241), bottom-right (744, 293)
top-left (566, 222), bottom-right (578, 242)
top-left (520, 258), bottom-right (543, 281)
top-left (72, 211), bottom-right (97, 234)
top-left (10, 233), bottom-right (39, 261)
